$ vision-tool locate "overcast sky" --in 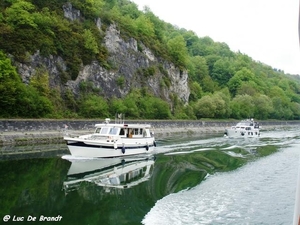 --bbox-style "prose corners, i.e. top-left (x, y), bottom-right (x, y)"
top-left (131, 0), bottom-right (300, 75)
